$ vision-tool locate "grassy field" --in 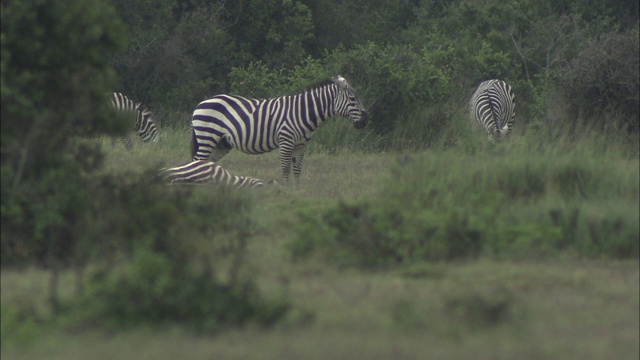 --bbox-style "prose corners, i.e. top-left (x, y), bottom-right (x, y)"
top-left (2, 124), bottom-right (639, 360)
